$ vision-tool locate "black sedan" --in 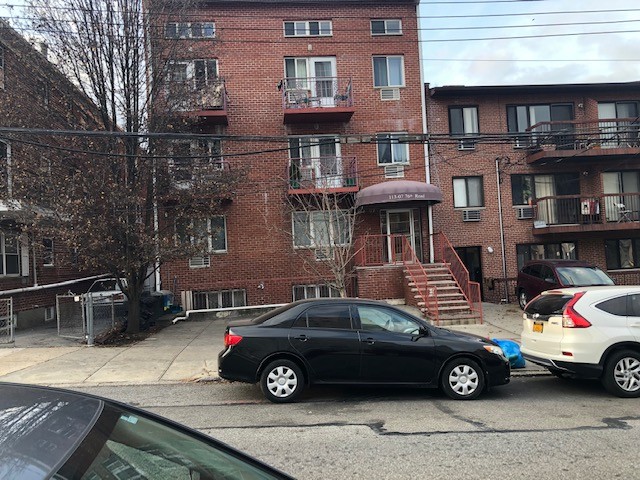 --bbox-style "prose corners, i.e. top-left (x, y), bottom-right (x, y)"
top-left (218, 298), bottom-right (510, 402)
top-left (0, 382), bottom-right (294, 479)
